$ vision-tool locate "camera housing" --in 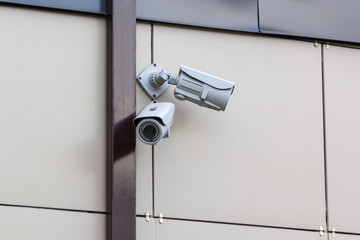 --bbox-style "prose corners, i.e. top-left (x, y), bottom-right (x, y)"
top-left (134, 101), bottom-right (175, 145)
top-left (172, 65), bottom-right (235, 111)
top-left (137, 63), bottom-right (235, 111)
